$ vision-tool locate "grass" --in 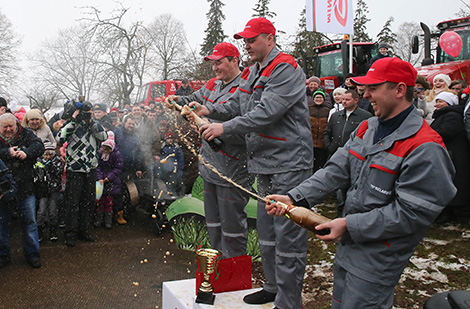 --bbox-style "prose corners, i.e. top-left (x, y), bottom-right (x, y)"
top-left (171, 216), bottom-right (261, 261)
